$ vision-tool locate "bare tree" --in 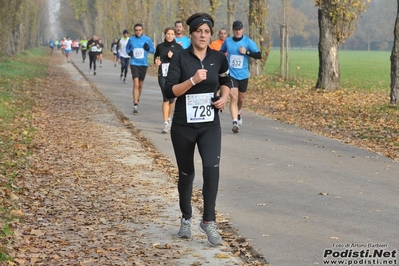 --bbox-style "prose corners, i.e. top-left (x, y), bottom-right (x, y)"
top-left (315, 0), bottom-right (369, 91)
top-left (390, 0), bottom-right (399, 105)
